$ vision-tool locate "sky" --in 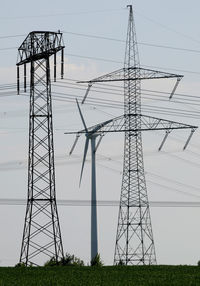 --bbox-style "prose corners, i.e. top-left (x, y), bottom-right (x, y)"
top-left (1, 0), bottom-right (200, 266)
